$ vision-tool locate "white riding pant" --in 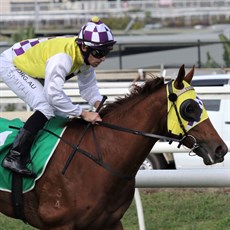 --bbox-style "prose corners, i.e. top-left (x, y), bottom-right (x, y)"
top-left (0, 48), bottom-right (60, 119)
